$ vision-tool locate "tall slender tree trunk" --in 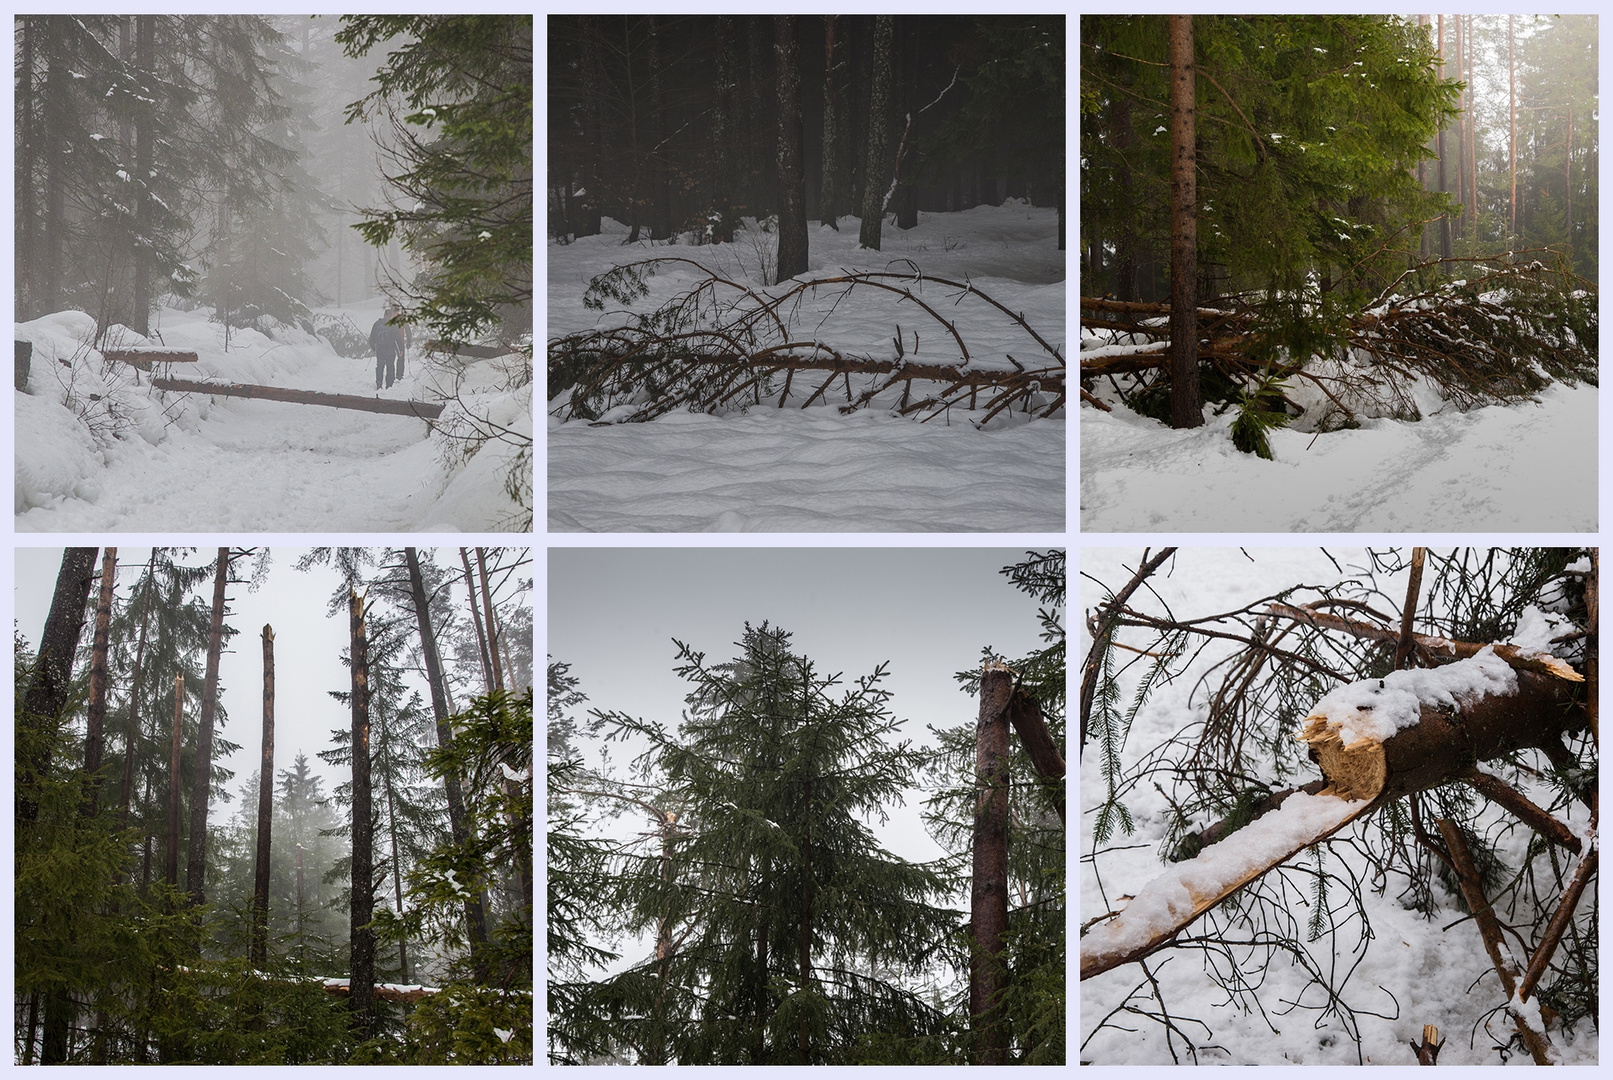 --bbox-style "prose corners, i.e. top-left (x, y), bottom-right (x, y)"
top-left (712, 16), bottom-right (737, 241)
top-left (1436, 17), bottom-right (1452, 259)
top-left (186, 548), bottom-right (231, 905)
top-left (475, 548), bottom-right (506, 692)
top-left (970, 668), bottom-right (1012, 1065)
top-left (648, 16), bottom-right (672, 241)
top-left (578, 16), bottom-right (604, 237)
top-left (748, 16), bottom-right (772, 220)
top-left (348, 590), bottom-right (376, 1038)
top-left (404, 549), bottom-right (489, 958)
top-left (166, 674), bottom-right (184, 889)
top-left (83, 548), bottom-right (118, 816)
top-left (774, 15), bottom-right (808, 282)
top-left (132, 15), bottom-right (155, 335)
top-left (1564, 104), bottom-right (1572, 251)
top-left (819, 16), bottom-right (841, 230)
top-left (1509, 15), bottom-right (1517, 244)
top-left (20, 547), bottom-right (99, 825)
top-left (857, 15), bottom-right (893, 250)
top-left (42, 38), bottom-right (68, 313)
top-left (1452, 15), bottom-right (1465, 239)
top-left (377, 700), bottom-right (409, 981)
top-left (1167, 15), bottom-right (1202, 429)
top-left (251, 625), bottom-right (275, 970)
top-left (117, 551), bottom-right (158, 835)
top-left (461, 548), bottom-right (495, 692)
top-left (18, 18), bottom-right (37, 319)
